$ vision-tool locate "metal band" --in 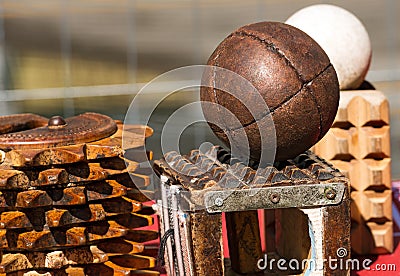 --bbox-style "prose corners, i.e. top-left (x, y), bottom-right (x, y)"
top-left (204, 183), bottom-right (346, 213)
